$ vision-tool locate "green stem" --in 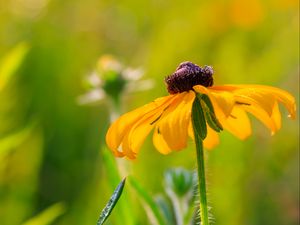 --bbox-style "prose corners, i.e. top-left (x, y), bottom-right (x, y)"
top-left (194, 133), bottom-right (209, 225)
